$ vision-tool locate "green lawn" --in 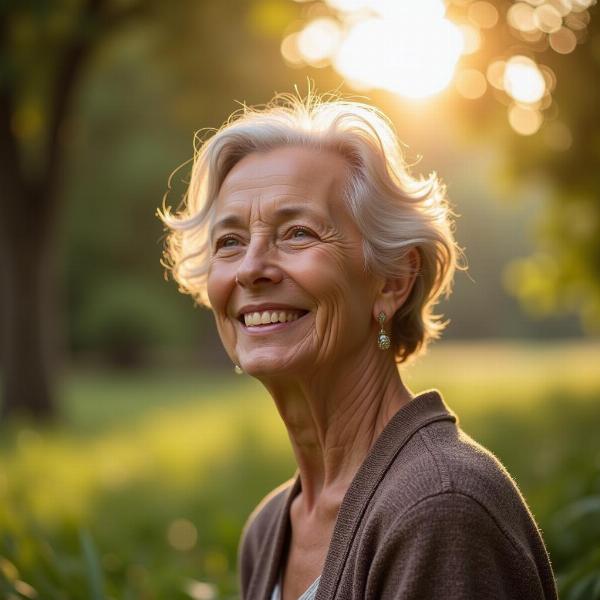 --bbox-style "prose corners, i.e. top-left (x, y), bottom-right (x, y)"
top-left (1, 340), bottom-right (599, 599)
